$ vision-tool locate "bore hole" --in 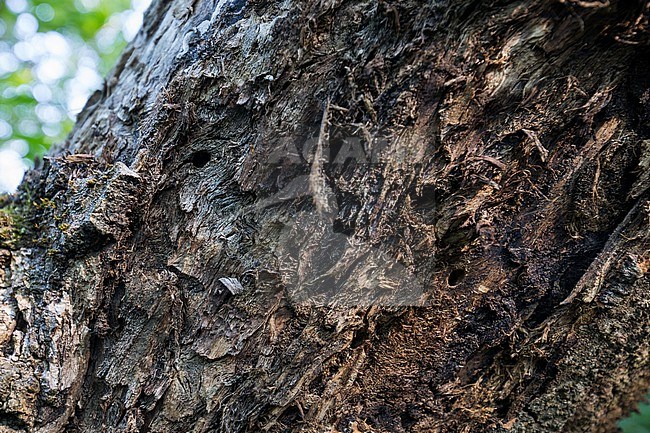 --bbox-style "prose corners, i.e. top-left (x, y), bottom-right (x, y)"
top-left (447, 268), bottom-right (466, 287)
top-left (190, 150), bottom-right (211, 168)
top-left (350, 328), bottom-right (369, 349)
